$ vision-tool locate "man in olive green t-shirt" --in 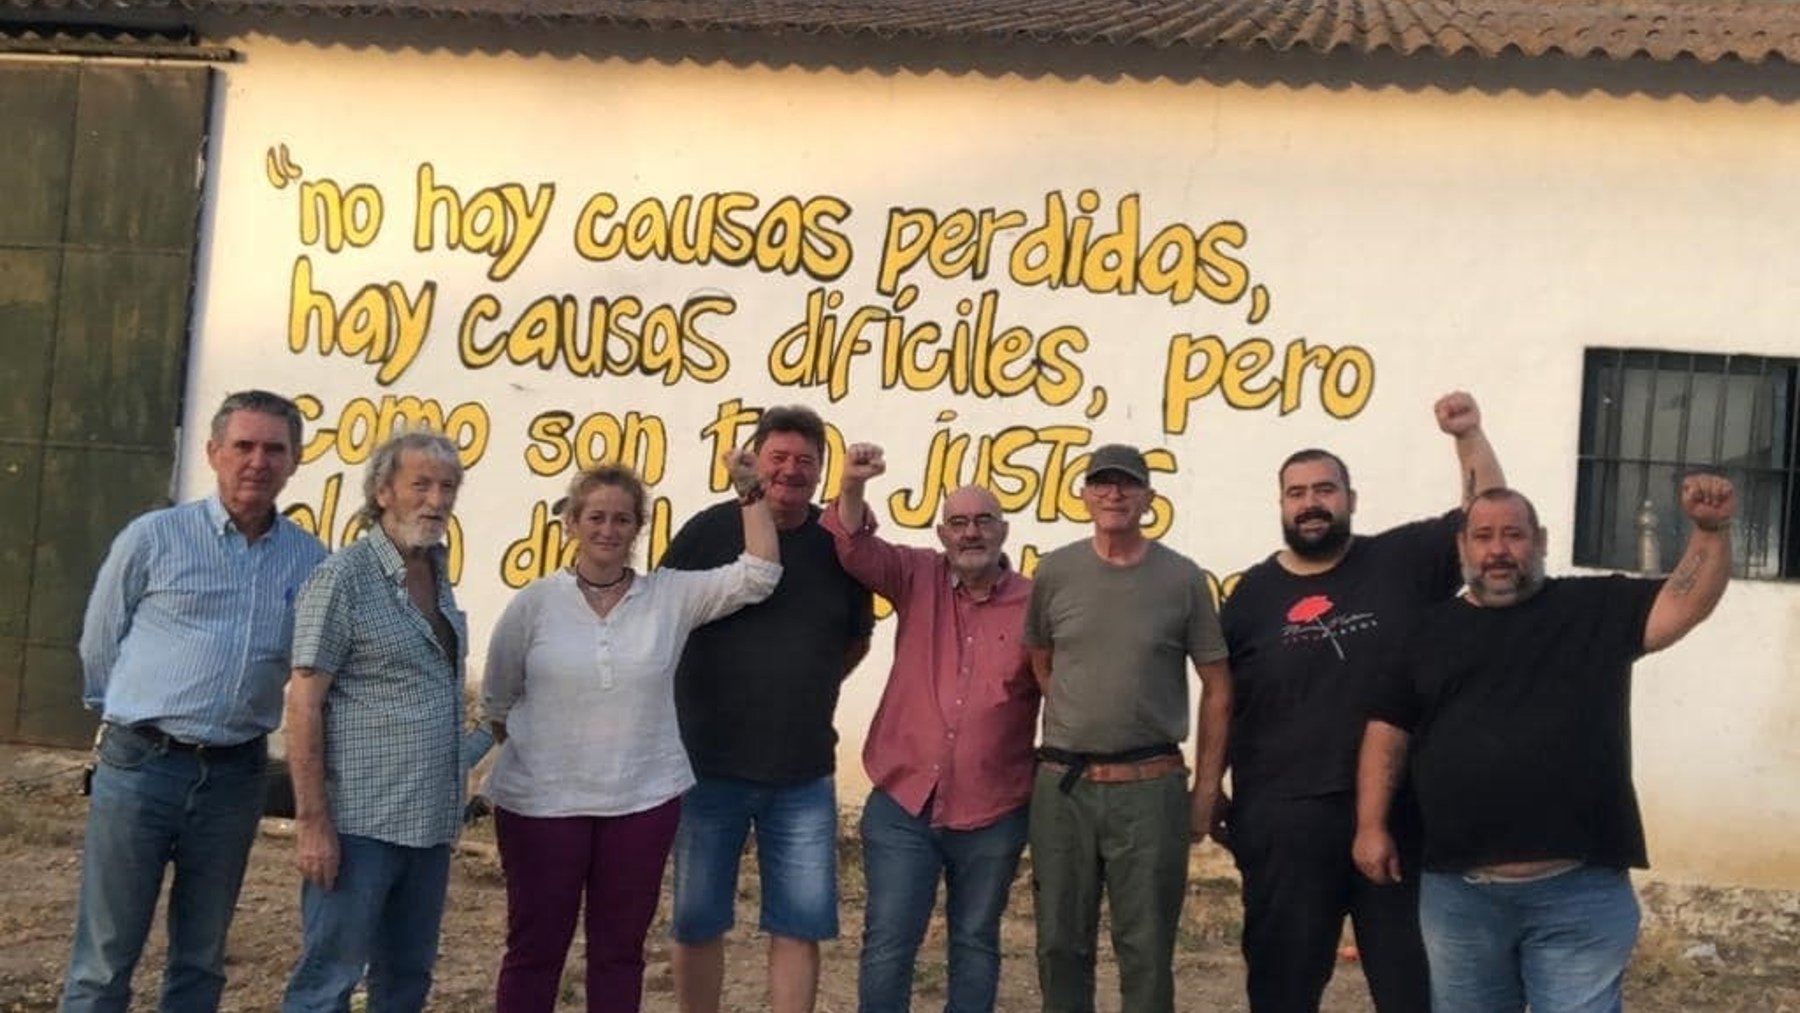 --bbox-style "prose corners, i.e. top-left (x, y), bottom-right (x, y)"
top-left (1023, 444), bottom-right (1231, 1013)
